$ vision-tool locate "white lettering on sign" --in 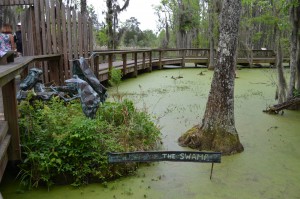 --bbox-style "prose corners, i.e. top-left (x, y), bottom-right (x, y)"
top-left (108, 151), bottom-right (221, 163)
top-left (179, 153), bottom-right (209, 161)
top-left (162, 153), bottom-right (176, 159)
